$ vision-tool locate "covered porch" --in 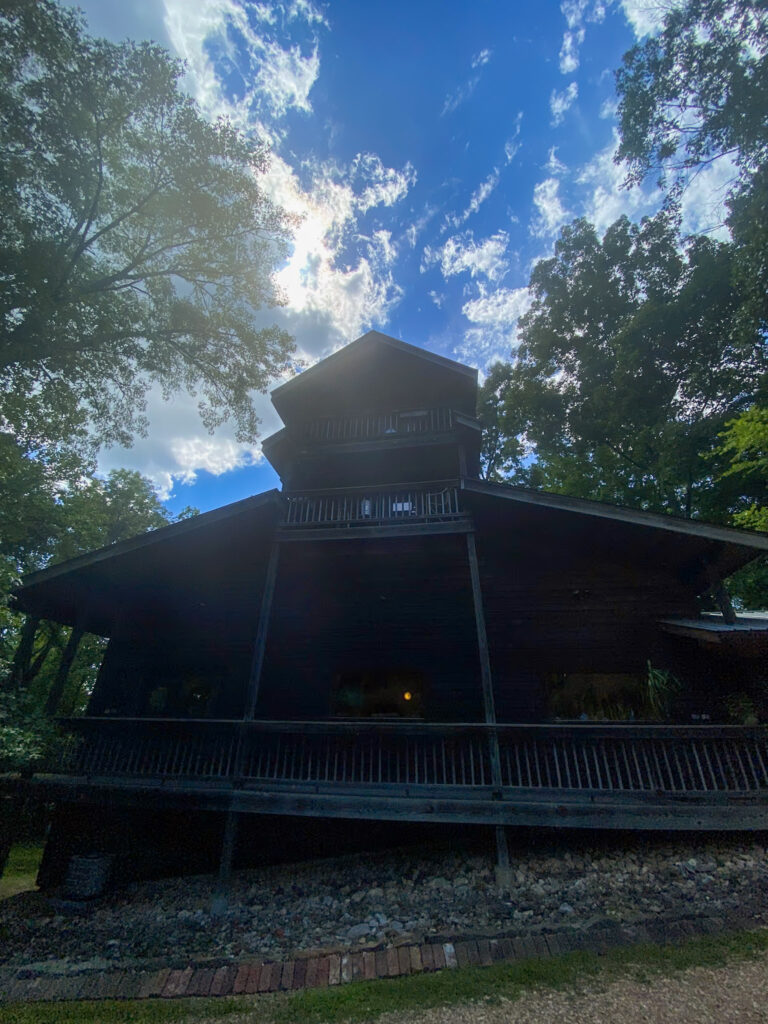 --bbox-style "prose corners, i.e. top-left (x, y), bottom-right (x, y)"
top-left (22, 716), bottom-right (768, 831)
